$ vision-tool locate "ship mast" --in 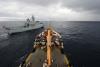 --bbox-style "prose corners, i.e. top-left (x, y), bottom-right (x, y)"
top-left (31, 15), bottom-right (35, 22)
